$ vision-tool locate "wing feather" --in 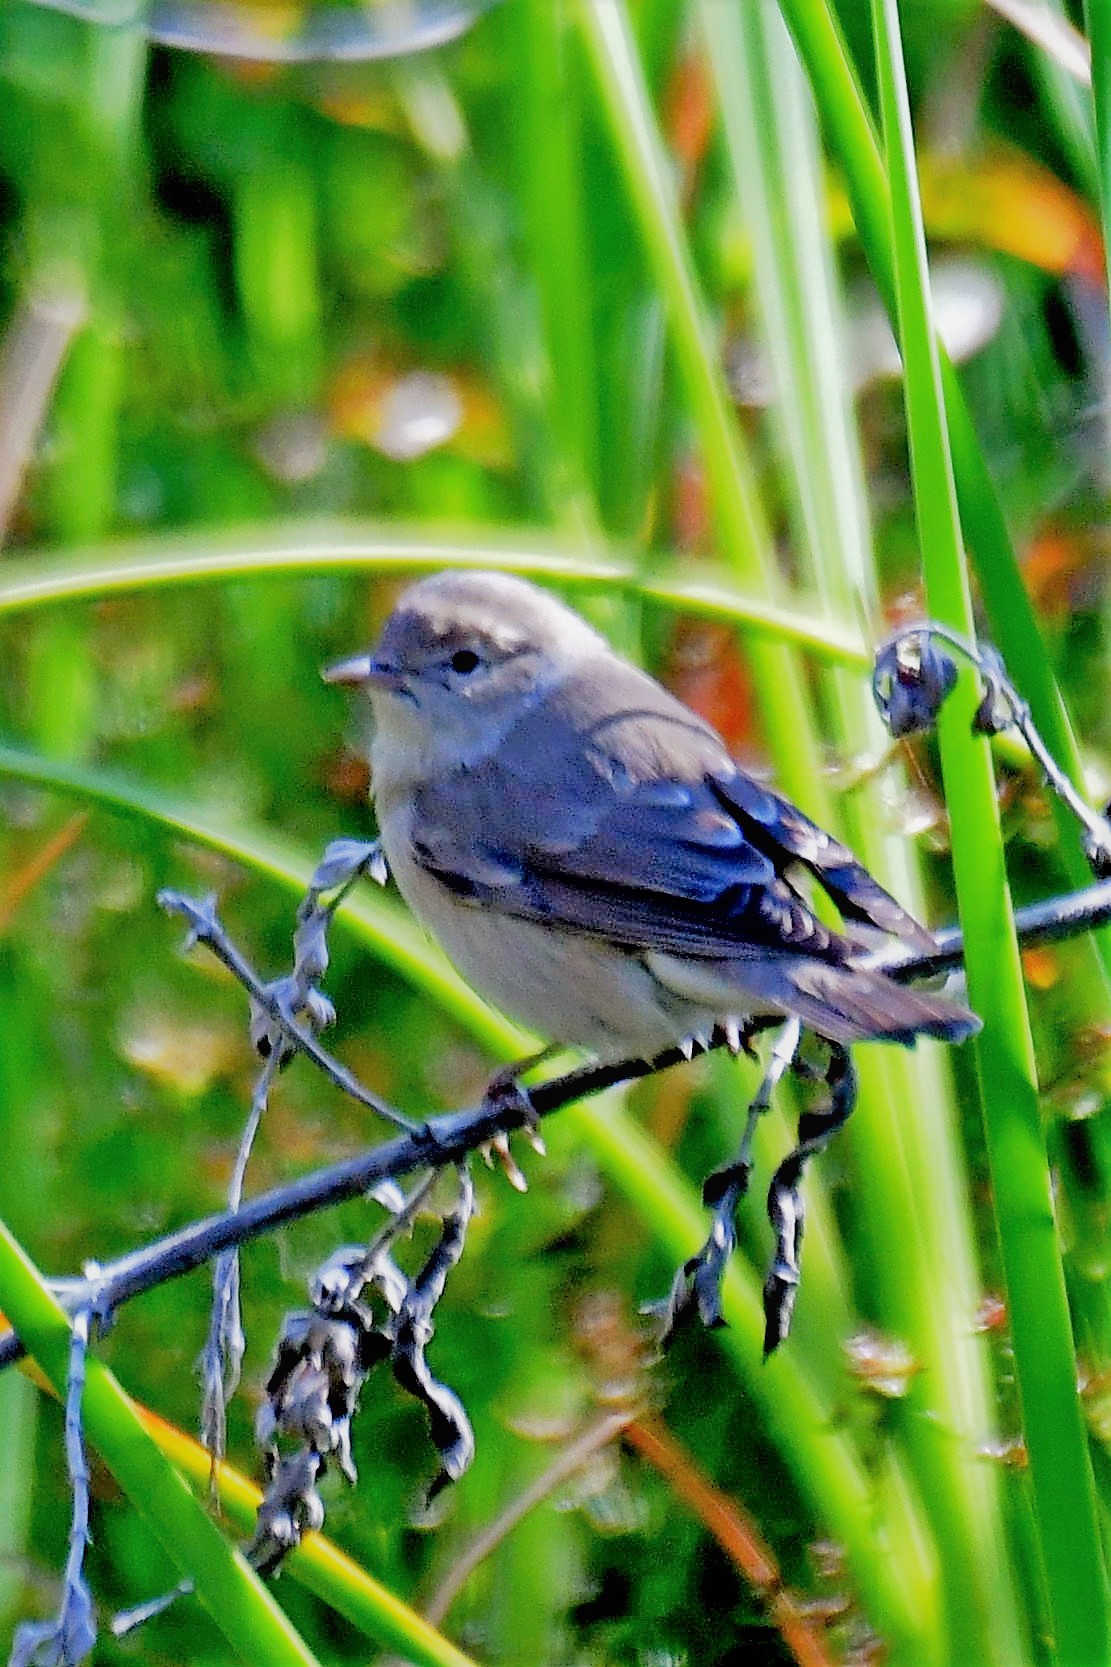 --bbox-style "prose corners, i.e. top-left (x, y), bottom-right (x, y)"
top-left (405, 667), bottom-right (931, 966)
